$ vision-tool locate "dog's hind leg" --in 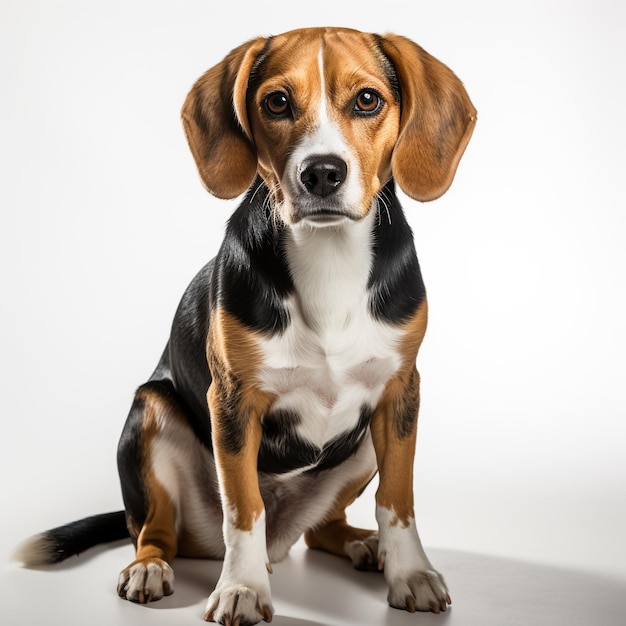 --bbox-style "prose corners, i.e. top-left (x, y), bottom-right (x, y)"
top-left (304, 469), bottom-right (380, 572)
top-left (116, 381), bottom-right (180, 604)
top-left (116, 483), bottom-right (177, 603)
